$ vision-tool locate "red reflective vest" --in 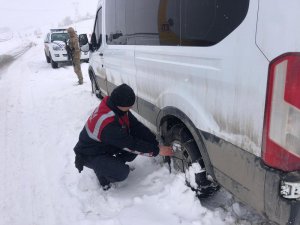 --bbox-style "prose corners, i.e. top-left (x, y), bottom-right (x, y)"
top-left (85, 96), bottom-right (129, 142)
